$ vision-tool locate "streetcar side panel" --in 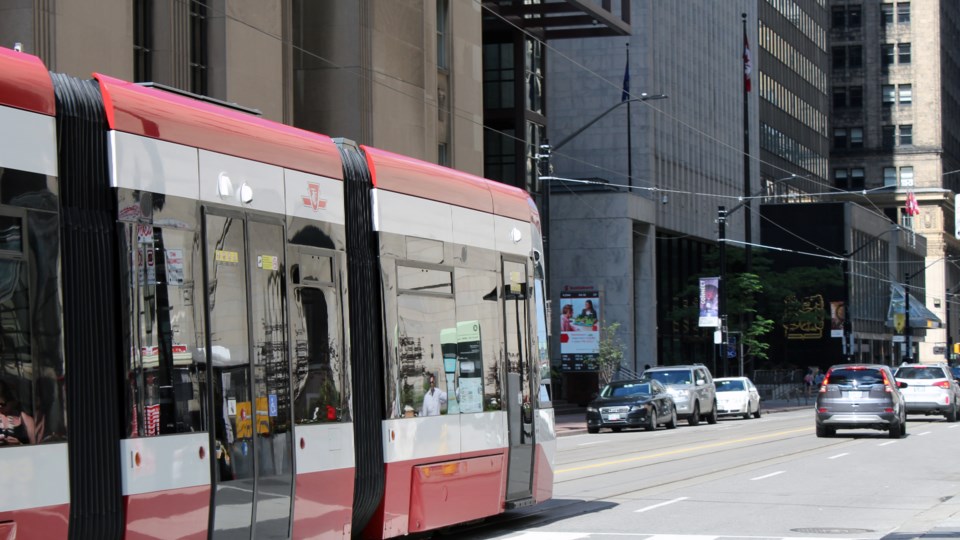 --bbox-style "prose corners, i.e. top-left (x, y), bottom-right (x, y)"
top-left (0, 47), bottom-right (69, 540)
